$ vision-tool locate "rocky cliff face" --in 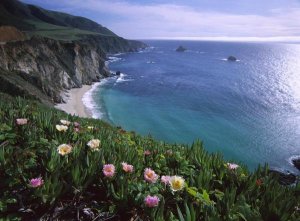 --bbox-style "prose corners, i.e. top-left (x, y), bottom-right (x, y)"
top-left (0, 35), bottom-right (146, 103)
